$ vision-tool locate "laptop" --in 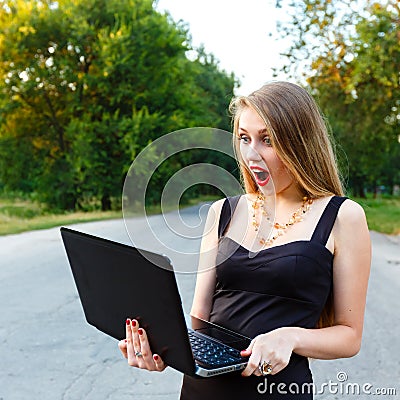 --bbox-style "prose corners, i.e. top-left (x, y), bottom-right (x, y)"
top-left (60, 227), bottom-right (250, 377)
